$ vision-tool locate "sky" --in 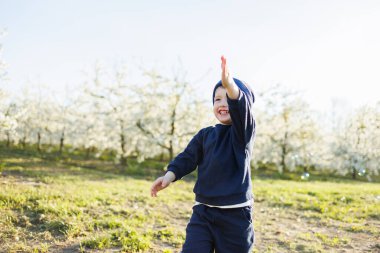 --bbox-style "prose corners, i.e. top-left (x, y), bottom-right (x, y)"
top-left (1, 0), bottom-right (379, 114)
